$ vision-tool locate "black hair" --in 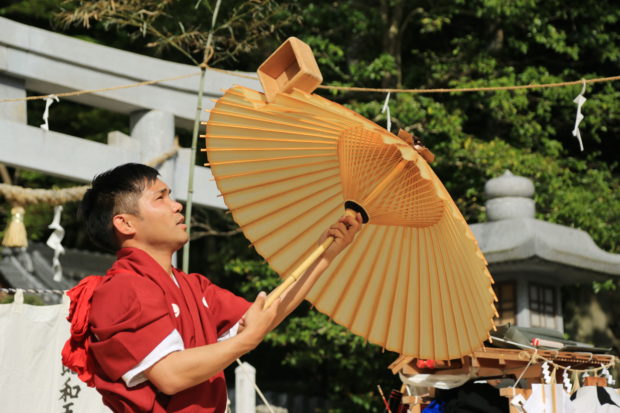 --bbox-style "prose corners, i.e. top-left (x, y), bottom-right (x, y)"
top-left (79, 163), bottom-right (159, 252)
